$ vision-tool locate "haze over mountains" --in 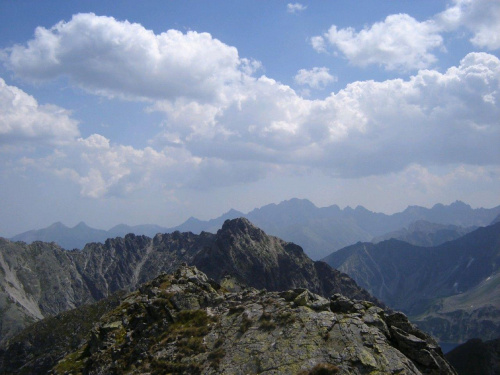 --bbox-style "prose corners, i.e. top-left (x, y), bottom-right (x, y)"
top-left (10, 199), bottom-right (500, 260)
